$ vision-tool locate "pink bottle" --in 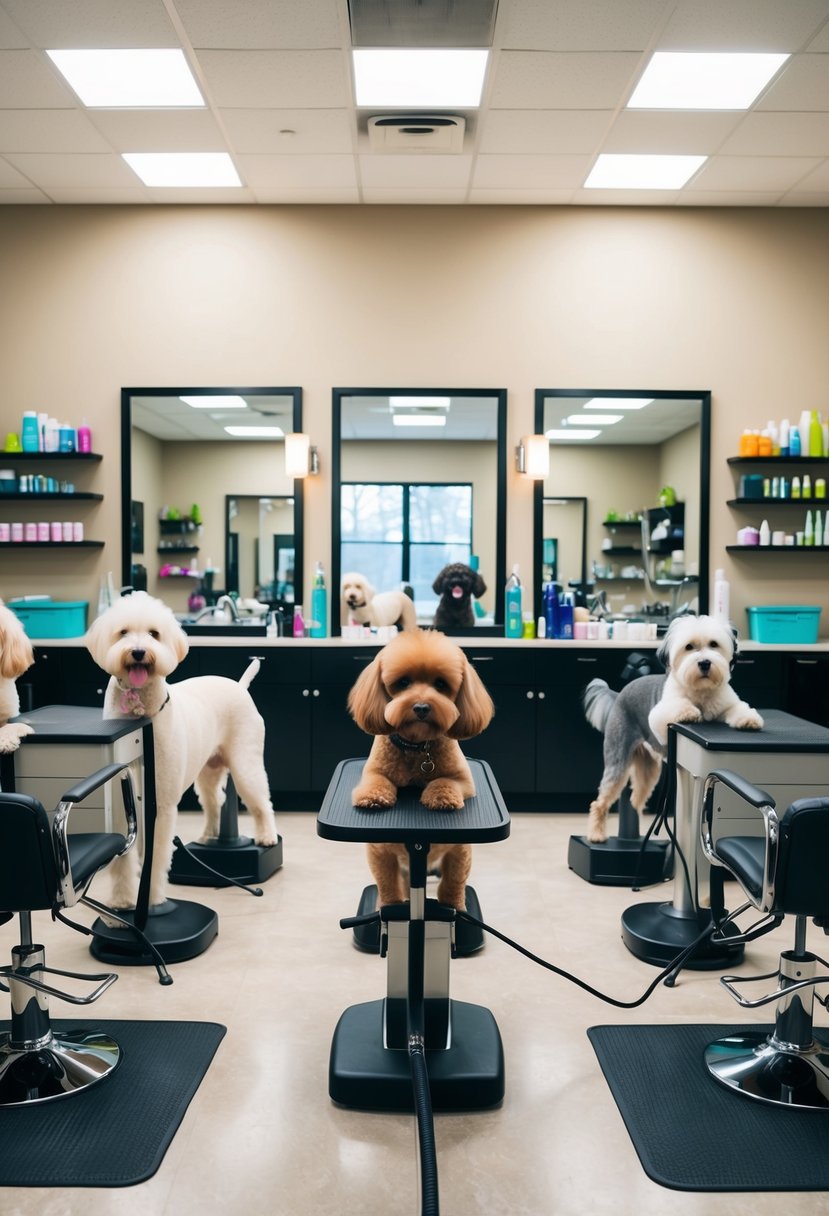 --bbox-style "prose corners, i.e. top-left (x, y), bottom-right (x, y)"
top-left (77, 419), bottom-right (92, 453)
